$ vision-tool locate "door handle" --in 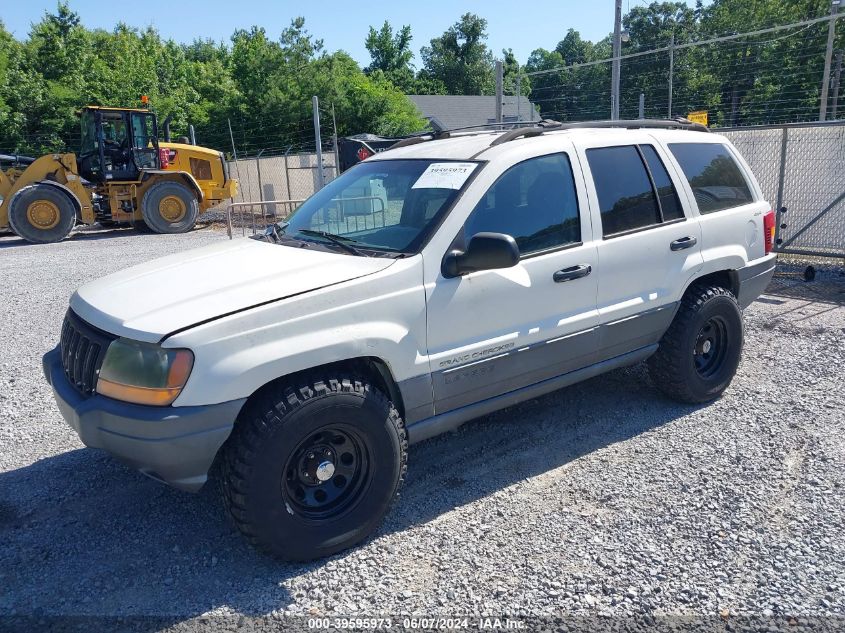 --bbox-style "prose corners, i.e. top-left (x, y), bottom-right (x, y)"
top-left (670, 236), bottom-right (698, 251)
top-left (553, 264), bottom-right (592, 283)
